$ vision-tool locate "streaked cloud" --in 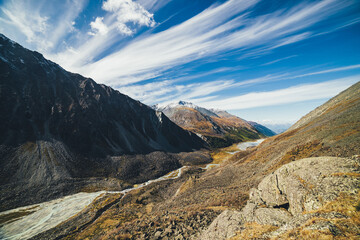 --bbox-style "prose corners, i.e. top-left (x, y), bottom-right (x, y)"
top-left (120, 79), bottom-right (236, 105)
top-left (78, 0), bottom-right (354, 85)
top-left (289, 64), bottom-right (360, 79)
top-left (195, 76), bottom-right (359, 110)
top-left (0, 0), bottom-right (50, 50)
top-left (0, 0), bottom-right (87, 52)
top-left (261, 55), bottom-right (298, 66)
top-left (121, 64), bottom-right (360, 106)
top-left (138, 0), bottom-right (171, 11)
top-left (2, 0), bottom-right (355, 87)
